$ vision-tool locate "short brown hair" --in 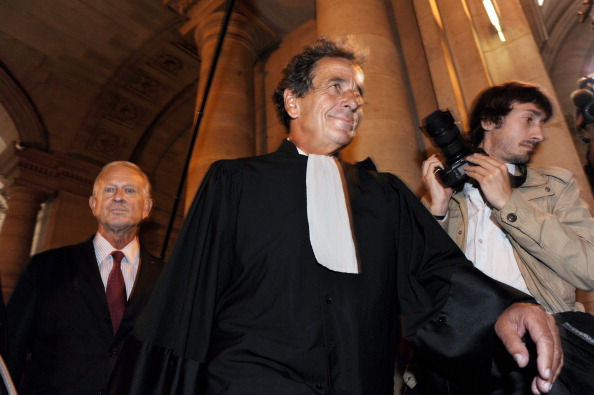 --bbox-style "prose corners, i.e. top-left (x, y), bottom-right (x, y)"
top-left (468, 81), bottom-right (553, 147)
